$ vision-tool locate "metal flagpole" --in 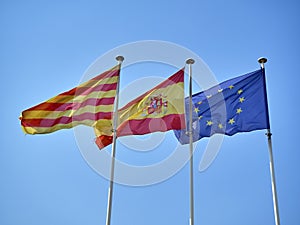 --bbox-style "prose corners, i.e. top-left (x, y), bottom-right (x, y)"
top-left (186, 58), bottom-right (195, 225)
top-left (105, 55), bottom-right (124, 225)
top-left (258, 57), bottom-right (281, 225)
